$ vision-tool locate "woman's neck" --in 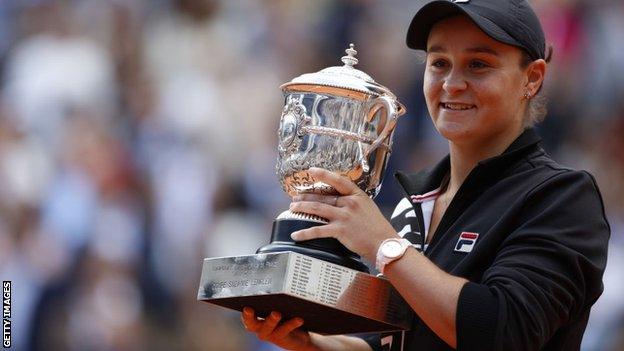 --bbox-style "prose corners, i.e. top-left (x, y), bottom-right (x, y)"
top-left (446, 128), bottom-right (524, 196)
